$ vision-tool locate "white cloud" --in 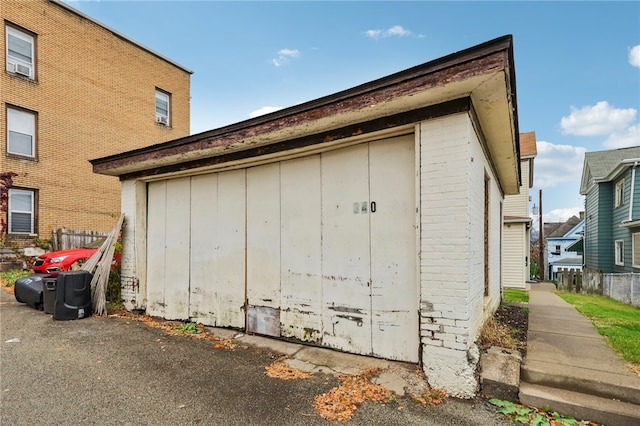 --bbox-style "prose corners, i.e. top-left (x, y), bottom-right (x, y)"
top-left (629, 45), bottom-right (640, 68)
top-left (278, 48), bottom-right (300, 58)
top-left (560, 101), bottom-right (637, 136)
top-left (543, 207), bottom-right (584, 224)
top-left (272, 48), bottom-right (300, 68)
top-left (249, 106), bottom-right (283, 118)
top-left (603, 124), bottom-right (640, 148)
top-left (533, 141), bottom-right (587, 188)
top-left (364, 25), bottom-right (411, 40)
top-left (364, 30), bottom-right (382, 39)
